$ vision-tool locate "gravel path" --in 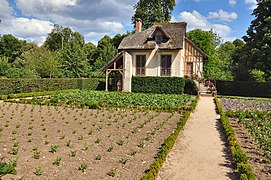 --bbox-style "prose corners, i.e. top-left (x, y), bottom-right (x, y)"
top-left (157, 96), bottom-right (237, 180)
